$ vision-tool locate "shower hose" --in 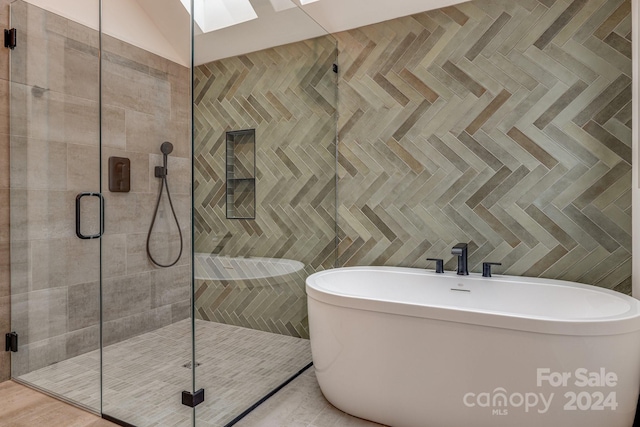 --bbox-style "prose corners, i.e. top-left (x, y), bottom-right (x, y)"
top-left (146, 143), bottom-right (183, 268)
